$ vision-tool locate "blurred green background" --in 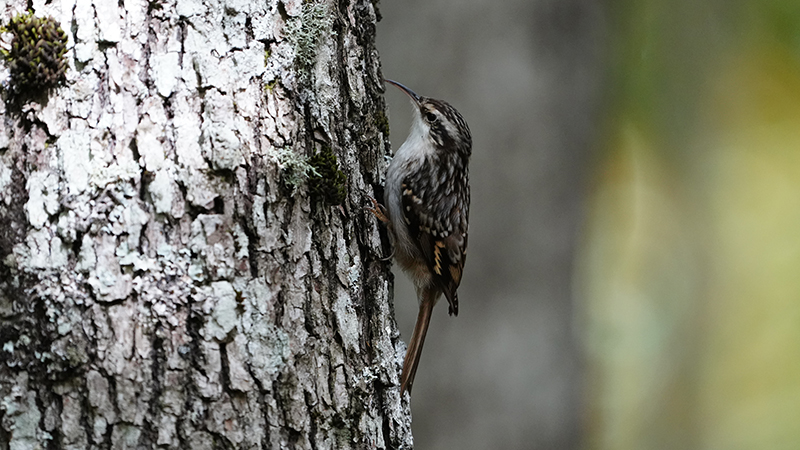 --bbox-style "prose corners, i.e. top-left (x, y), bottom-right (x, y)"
top-left (379, 0), bottom-right (800, 448)
top-left (580, 1), bottom-right (800, 449)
